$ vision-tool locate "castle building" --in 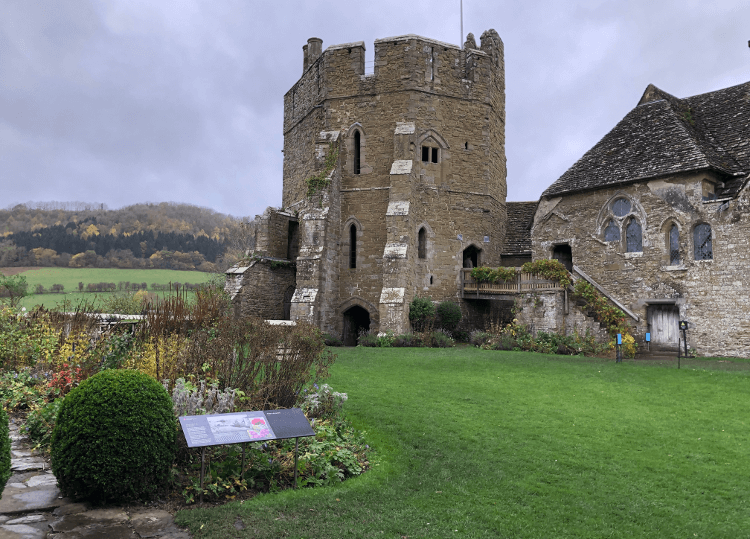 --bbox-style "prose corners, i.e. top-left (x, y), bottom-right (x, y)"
top-left (532, 82), bottom-right (750, 356)
top-left (227, 31), bottom-right (510, 343)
